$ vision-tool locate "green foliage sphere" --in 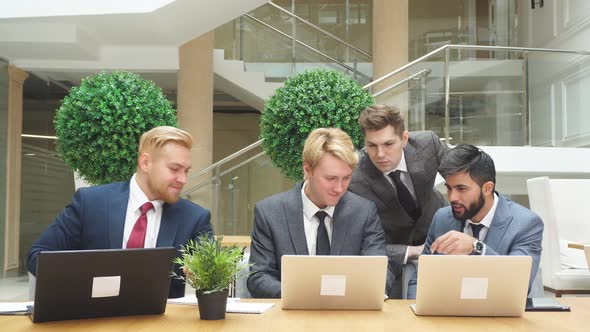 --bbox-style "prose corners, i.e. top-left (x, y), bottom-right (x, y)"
top-left (260, 69), bottom-right (374, 181)
top-left (54, 71), bottom-right (177, 185)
